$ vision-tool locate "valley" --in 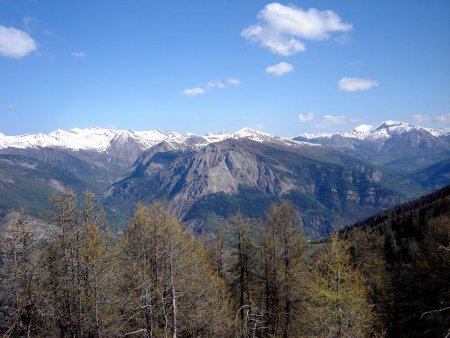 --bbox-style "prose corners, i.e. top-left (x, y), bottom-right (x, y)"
top-left (0, 121), bottom-right (448, 236)
top-left (1, 2), bottom-right (448, 336)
